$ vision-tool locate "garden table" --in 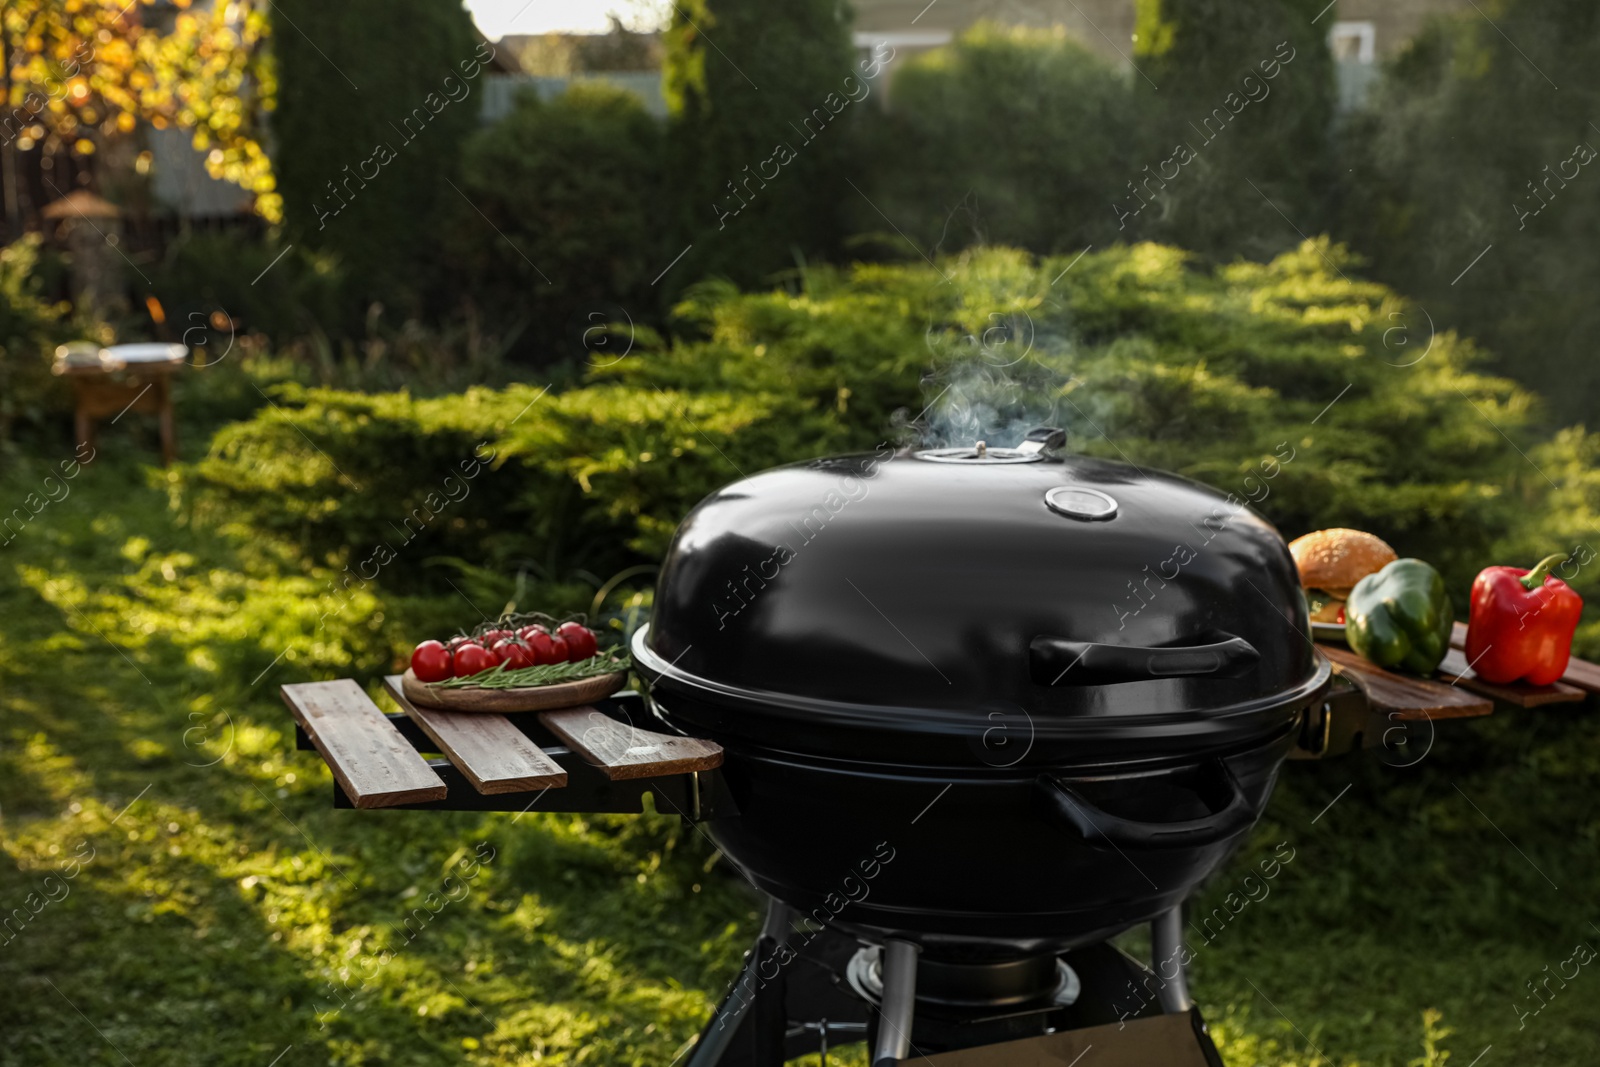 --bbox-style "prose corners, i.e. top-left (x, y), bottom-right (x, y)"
top-left (54, 343), bottom-right (187, 467)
